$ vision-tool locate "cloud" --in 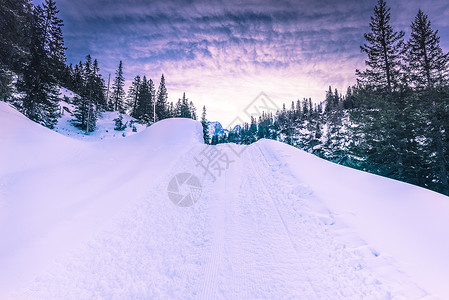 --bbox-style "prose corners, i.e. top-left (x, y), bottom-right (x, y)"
top-left (40, 0), bottom-right (449, 124)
